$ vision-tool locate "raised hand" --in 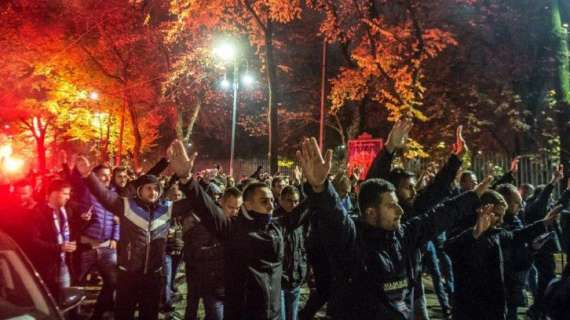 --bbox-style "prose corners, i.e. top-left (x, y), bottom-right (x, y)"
top-left (75, 156), bottom-right (91, 178)
top-left (296, 137), bottom-right (332, 192)
top-left (551, 164), bottom-right (564, 185)
top-left (510, 156), bottom-right (520, 173)
top-left (385, 118), bottom-right (413, 153)
top-left (169, 139), bottom-right (197, 179)
top-left (544, 205), bottom-right (563, 227)
top-left (474, 175), bottom-right (494, 198)
top-left (292, 165), bottom-right (302, 184)
top-left (451, 126), bottom-right (468, 157)
top-left (473, 204), bottom-right (494, 238)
